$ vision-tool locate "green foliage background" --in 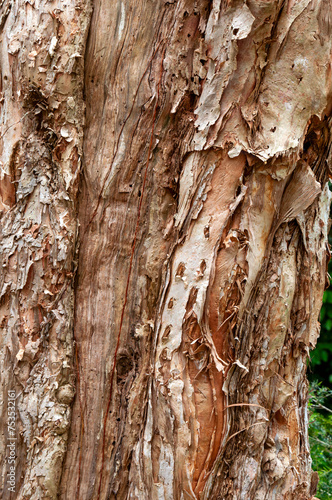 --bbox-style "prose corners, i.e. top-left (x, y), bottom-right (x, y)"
top-left (309, 239), bottom-right (332, 499)
top-left (309, 264), bottom-right (332, 387)
top-left (309, 382), bottom-right (332, 499)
